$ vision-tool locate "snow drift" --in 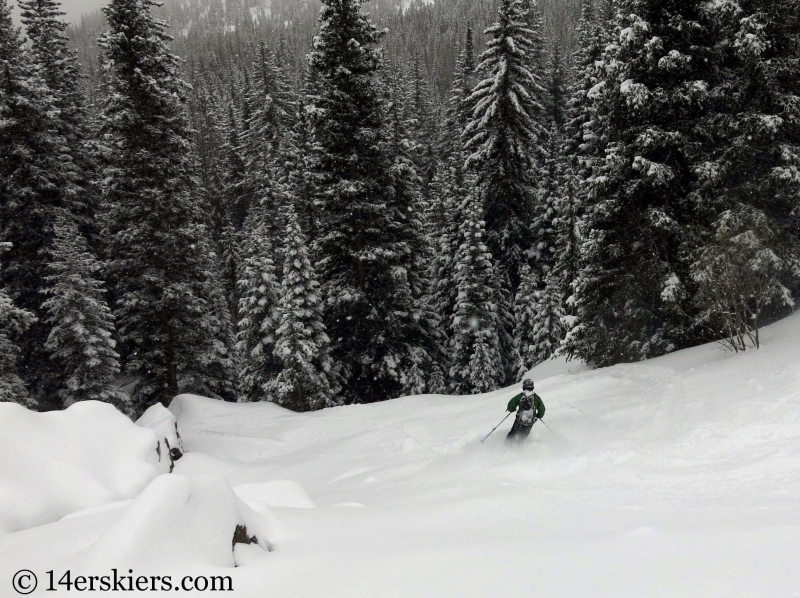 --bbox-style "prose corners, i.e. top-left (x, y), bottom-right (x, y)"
top-left (0, 401), bottom-right (168, 535)
top-left (77, 474), bottom-right (275, 572)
